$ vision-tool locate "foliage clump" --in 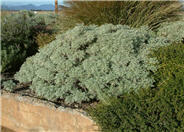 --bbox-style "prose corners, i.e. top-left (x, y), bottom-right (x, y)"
top-left (62, 1), bottom-right (182, 30)
top-left (157, 20), bottom-right (184, 43)
top-left (88, 43), bottom-right (184, 132)
top-left (15, 24), bottom-right (169, 104)
top-left (2, 80), bottom-right (16, 92)
top-left (34, 13), bottom-right (58, 26)
top-left (1, 11), bottom-right (54, 72)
